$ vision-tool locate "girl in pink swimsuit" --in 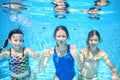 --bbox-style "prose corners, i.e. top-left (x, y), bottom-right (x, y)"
top-left (78, 30), bottom-right (119, 80)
